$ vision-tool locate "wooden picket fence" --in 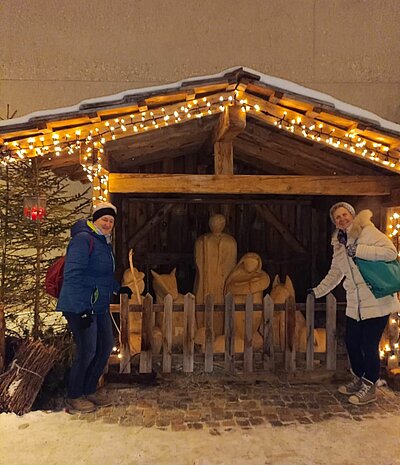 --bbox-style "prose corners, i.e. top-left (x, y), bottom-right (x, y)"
top-left (109, 292), bottom-right (338, 375)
